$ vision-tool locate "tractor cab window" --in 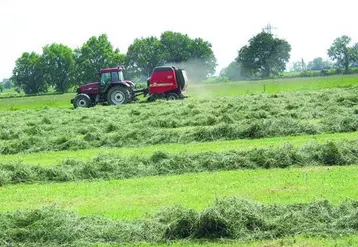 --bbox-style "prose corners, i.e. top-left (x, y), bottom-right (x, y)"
top-left (118, 71), bottom-right (124, 81)
top-left (111, 72), bottom-right (119, 82)
top-left (110, 71), bottom-right (124, 82)
top-left (100, 72), bottom-right (111, 86)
